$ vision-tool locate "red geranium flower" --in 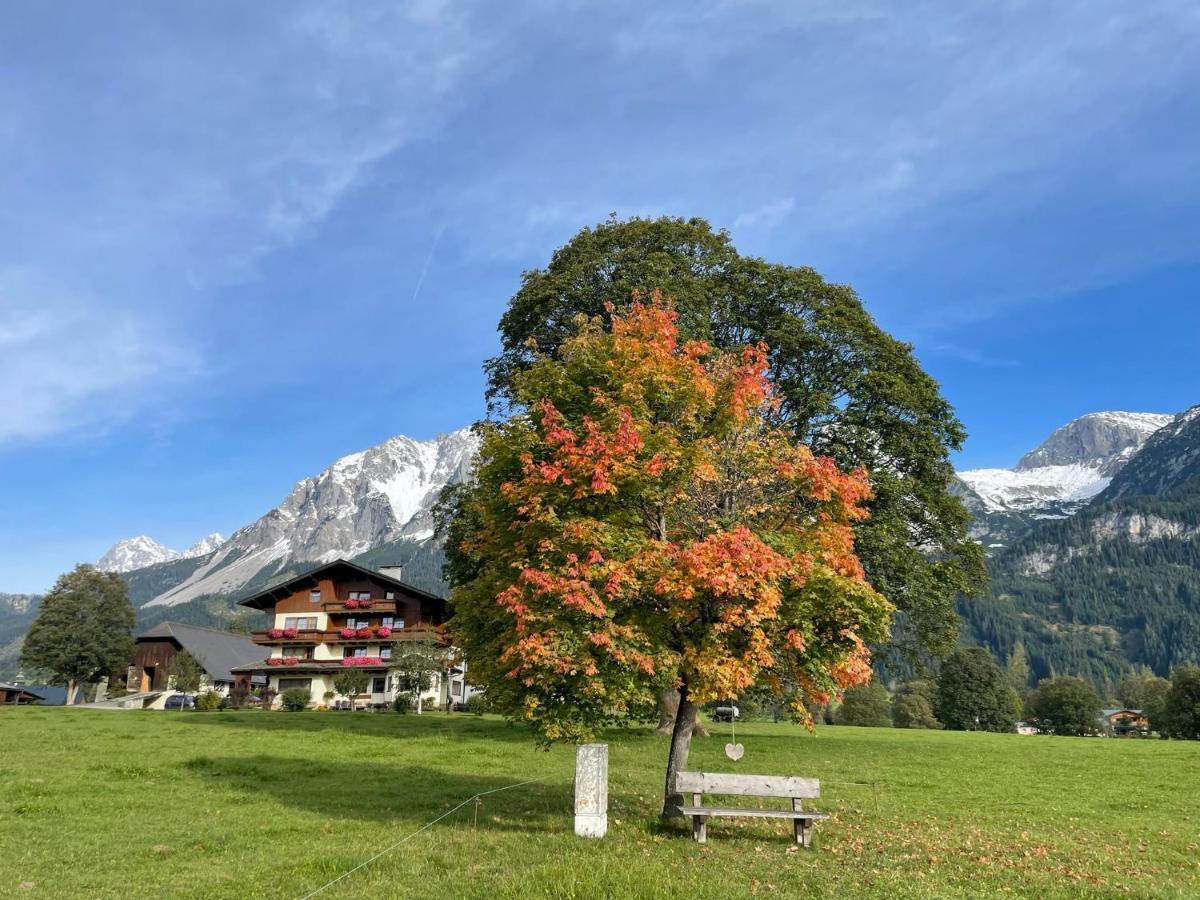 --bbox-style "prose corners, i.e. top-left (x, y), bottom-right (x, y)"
top-left (284, 657), bottom-right (300, 666)
top-left (283, 628), bottom-right (298, 639)
top-left (356, 627), bottom-right (372, 639)
top-left (267, 657), bottom-right (283, 666)
top-left (269, 628), bottom-right (284, 639)
top-left (358, 600), bottom-right (371, 609)
top-left (340, 627), bottom-right (356, 639)
top-left (345, 598), bottom-right (359, 609)
top-left (377, 626), bottom-right (392, 638)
